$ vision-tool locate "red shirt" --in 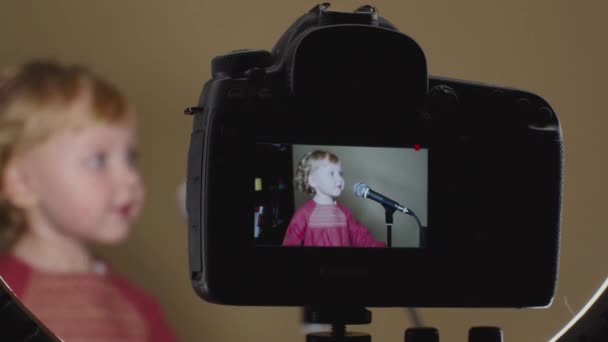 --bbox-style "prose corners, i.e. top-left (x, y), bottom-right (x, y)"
top-left (0, 254), bottom-right (178, 342)
top-left (282, 200), bottom-right (386, 247)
